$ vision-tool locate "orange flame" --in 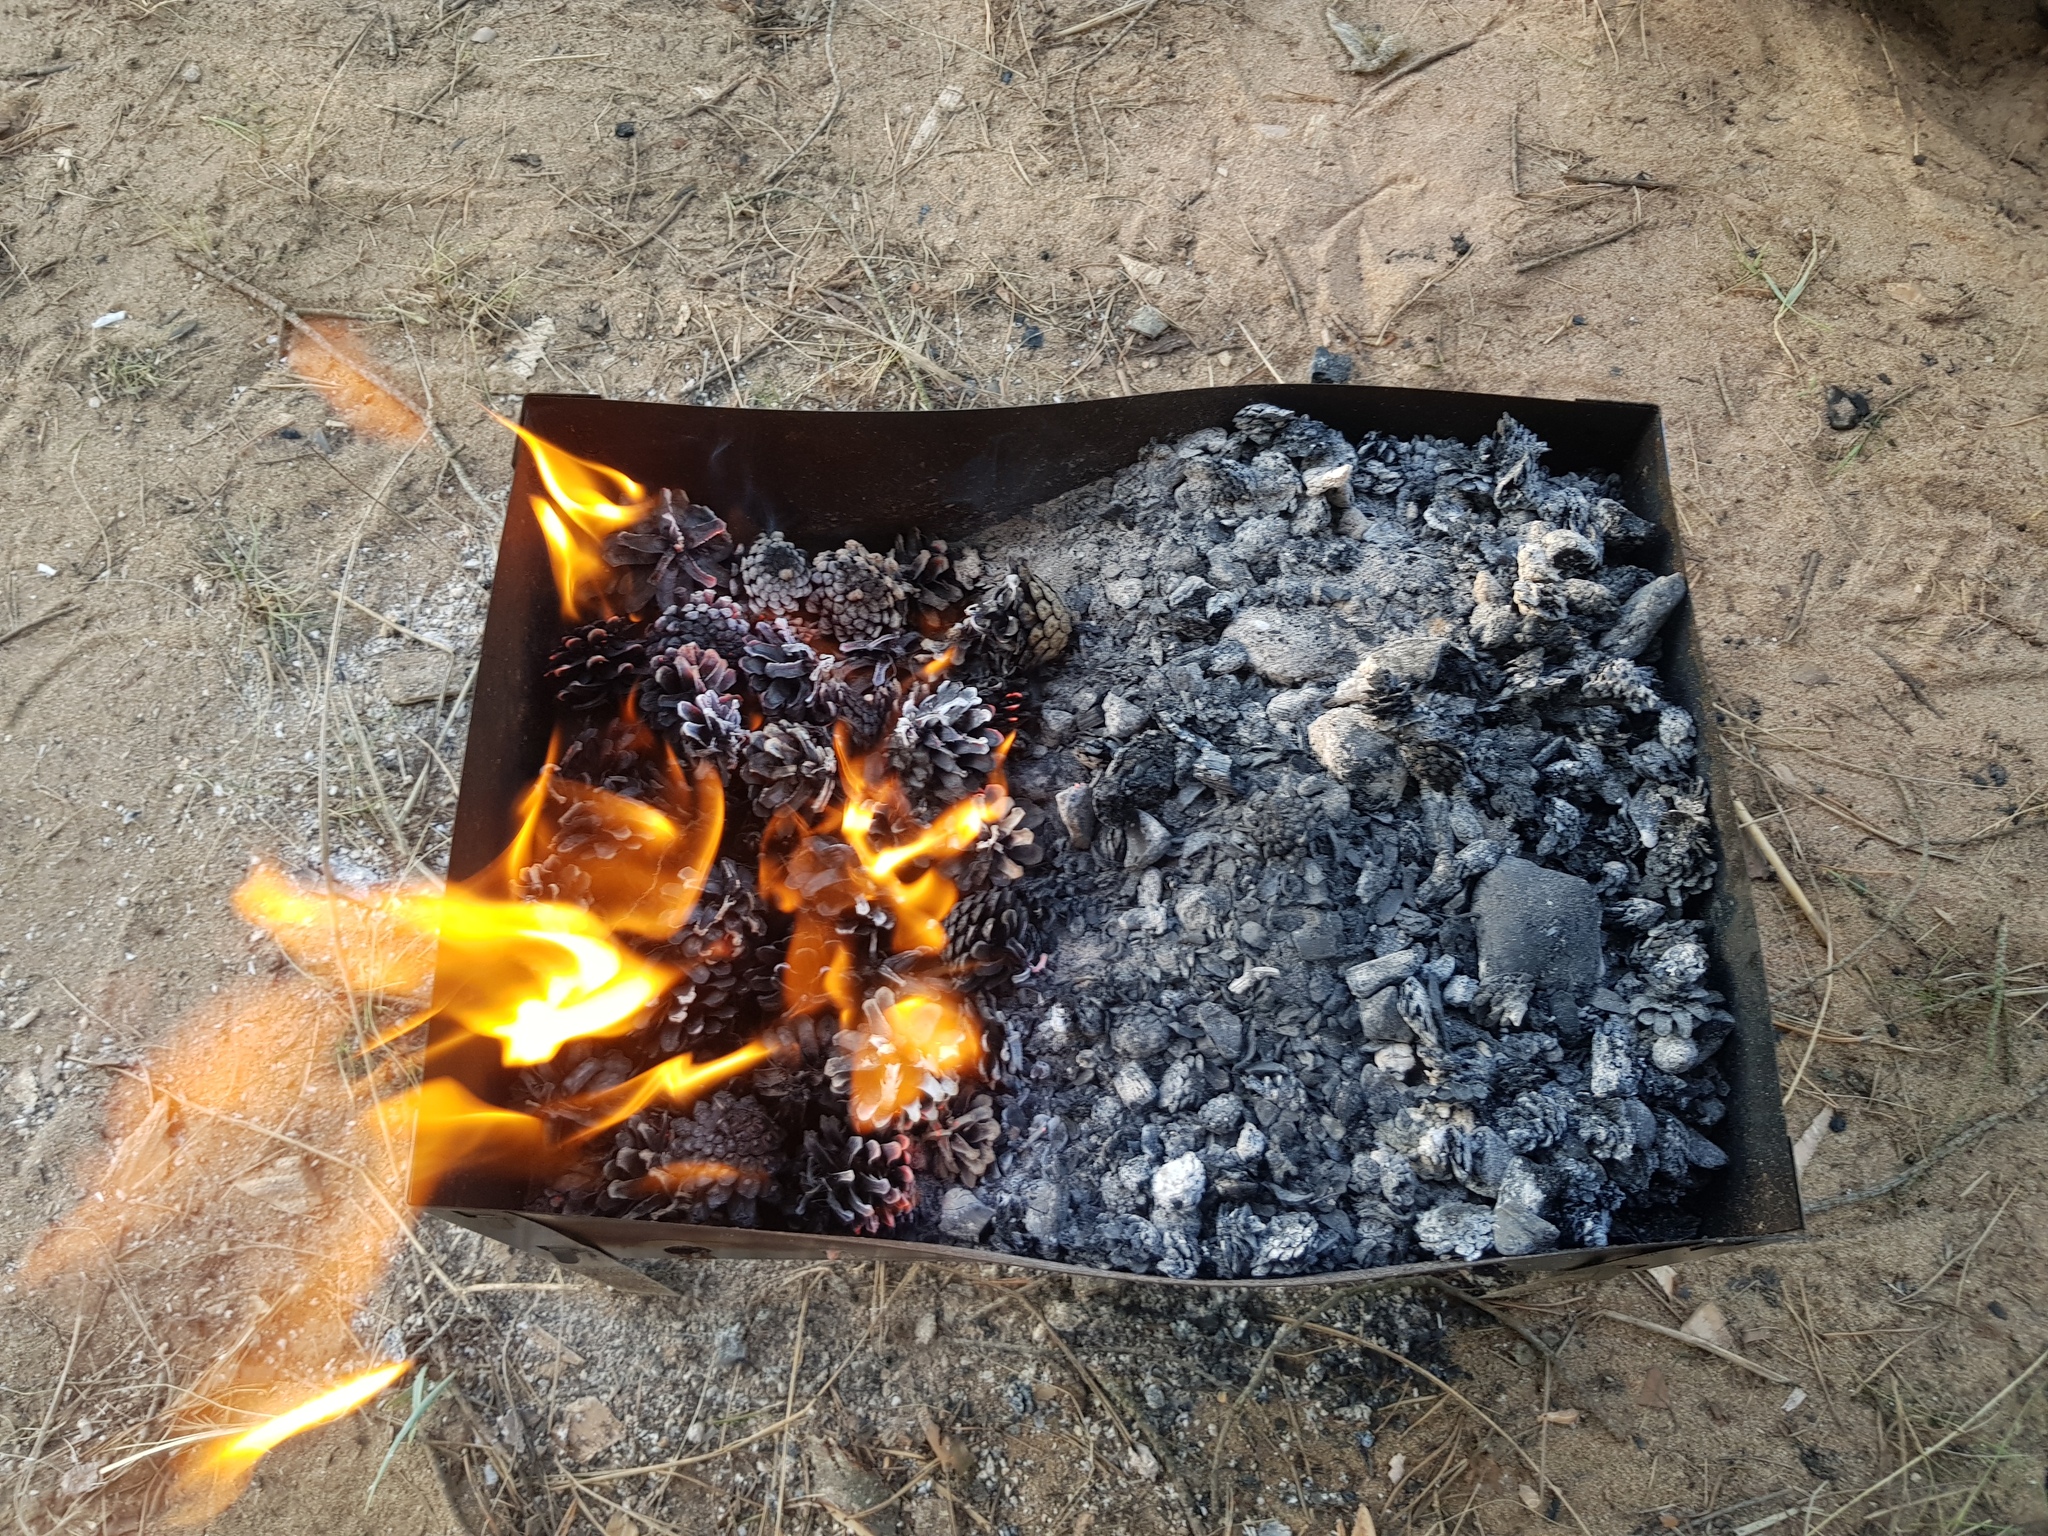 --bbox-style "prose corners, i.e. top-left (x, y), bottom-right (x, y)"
top-left (837, 731), bottom-right (1010, 954)
top-left (169, 1364), bottom-right (412, 1523)
top-left (284, 321), bottom-right (428, 444)
top-left (557, 1041), bottom-right (772, 1142)
top-left (845, 984), bottom-right (983, 1131)
top-left (494, 413), bottom-right (652, 620)
top-left (391, 1077), bottom-right (555, 1199)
